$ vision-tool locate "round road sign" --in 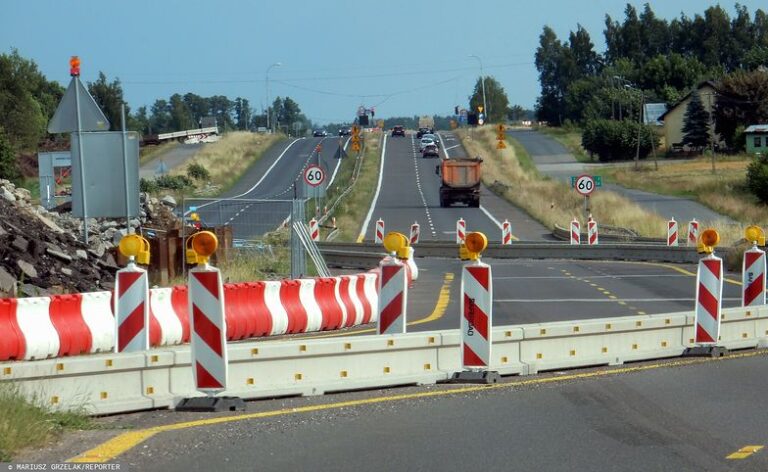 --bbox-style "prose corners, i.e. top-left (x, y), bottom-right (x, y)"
top-left (574, 174), bottom-right (595, 196)
top-left (304, 164), bottom-right (325, 187)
